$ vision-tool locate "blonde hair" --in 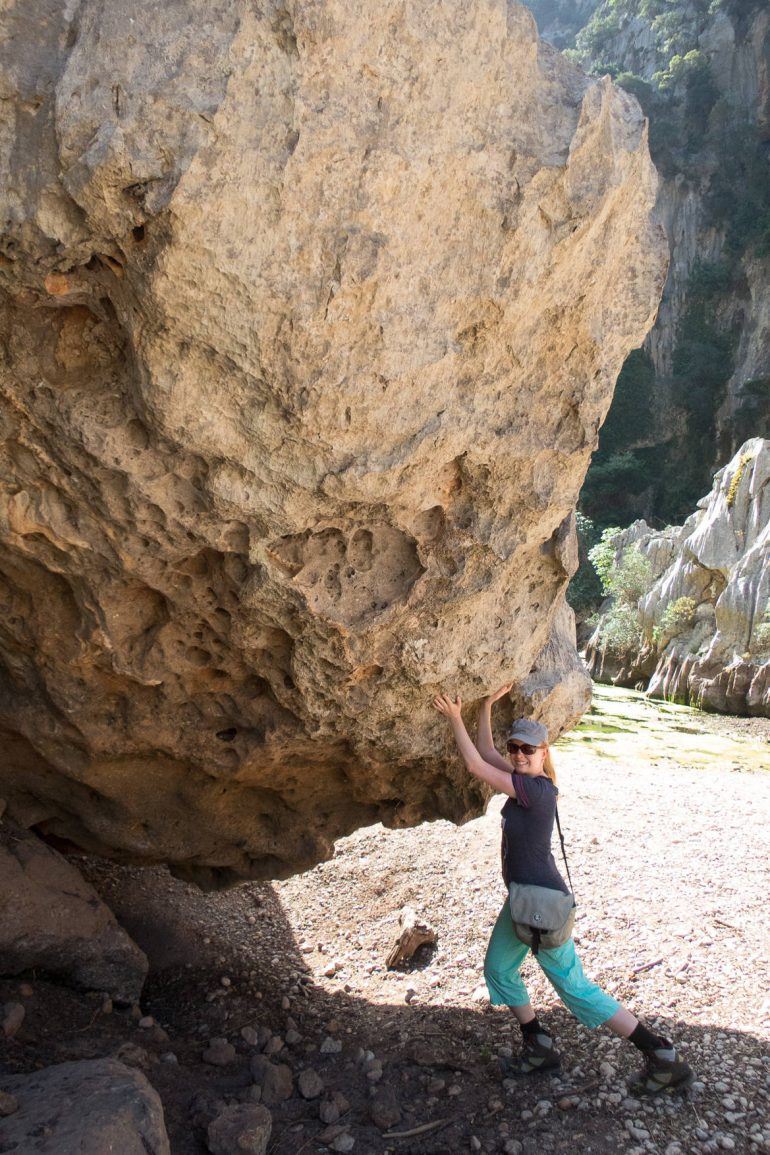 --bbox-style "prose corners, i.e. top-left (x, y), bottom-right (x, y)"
top-left (542, 746), bottom-right (557, 786)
